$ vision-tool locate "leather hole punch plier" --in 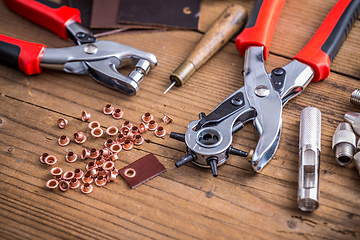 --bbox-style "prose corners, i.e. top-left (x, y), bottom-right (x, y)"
top-left (0, 0), bottom-right (158, 95)
top-left (171, 0), bottom-right (360, 176)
